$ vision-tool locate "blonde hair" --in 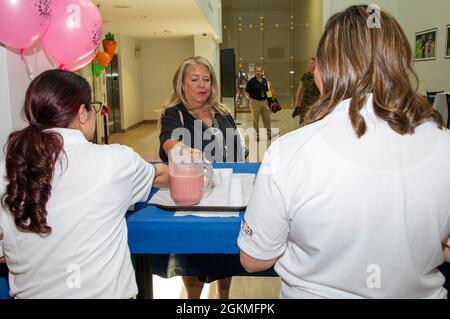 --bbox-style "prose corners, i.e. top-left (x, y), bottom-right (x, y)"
top-left (165, 56), bottom-right (231, 116)
top-left (304, 5), bottom-right (444, 136)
